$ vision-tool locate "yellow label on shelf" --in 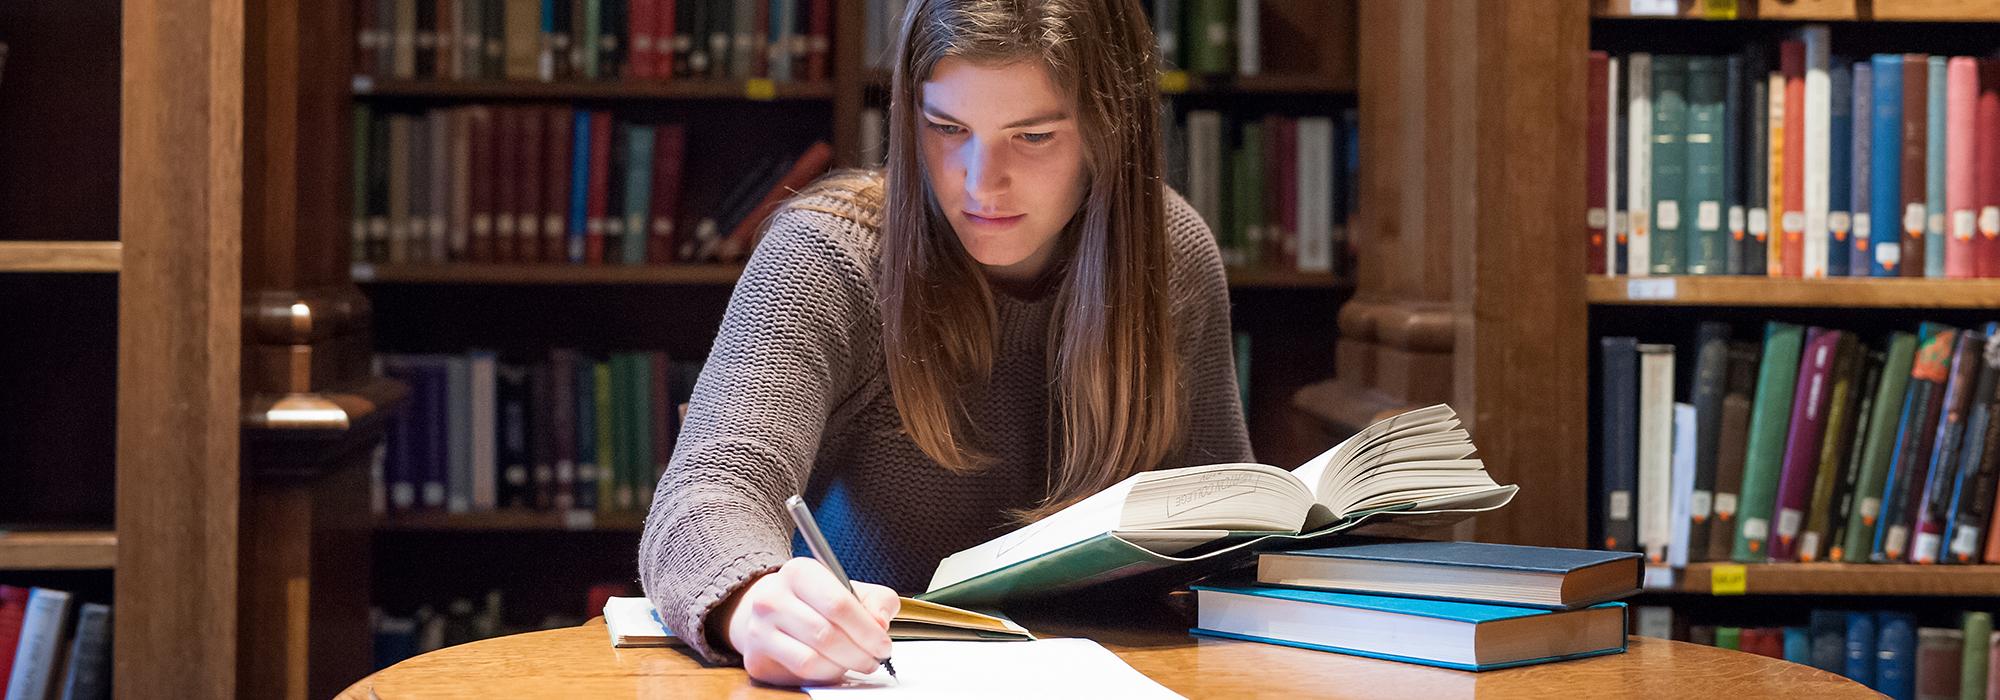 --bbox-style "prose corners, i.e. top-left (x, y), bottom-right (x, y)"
top-left (1710, 564), bottom-right (1748, 596)
top-left (745, 79), bottom-right (777, 101)
top-left (1161, 71), bottom-right (1190, 94)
